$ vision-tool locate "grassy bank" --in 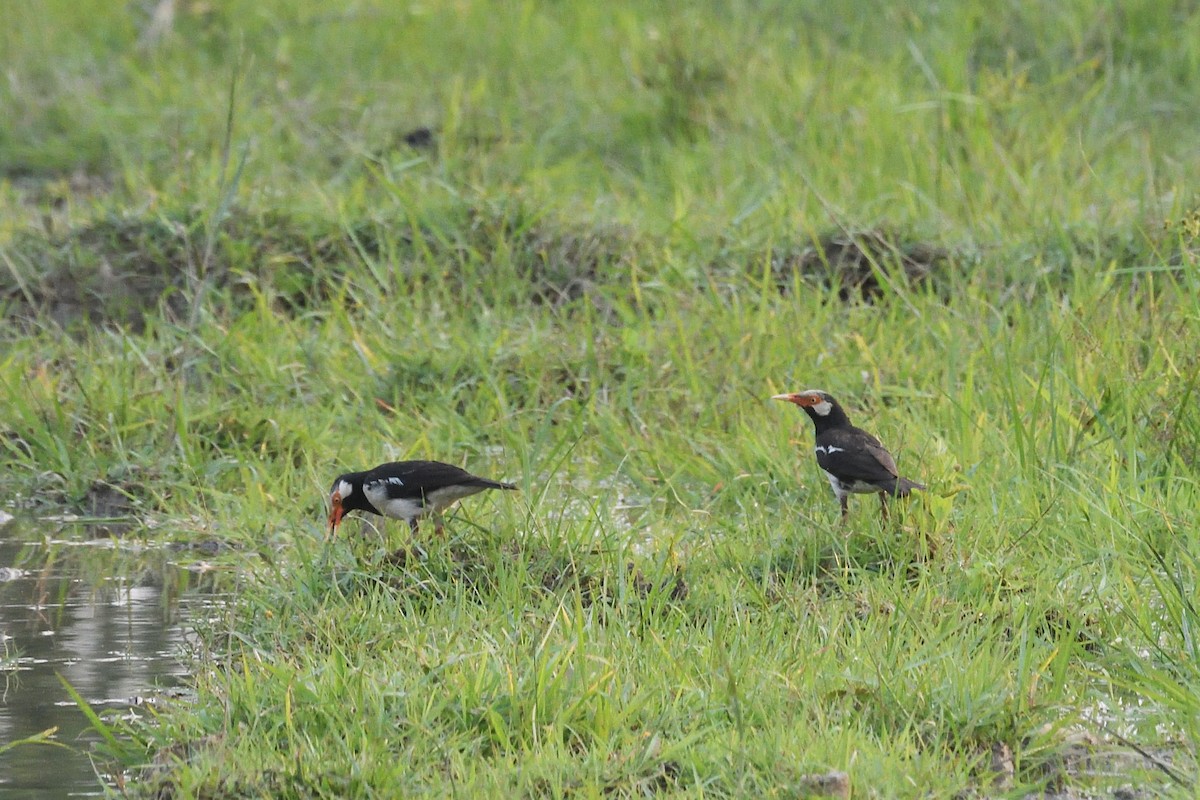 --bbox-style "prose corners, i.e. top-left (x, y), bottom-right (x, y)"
top-left (3, 1), bottom-right (1200, 796)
